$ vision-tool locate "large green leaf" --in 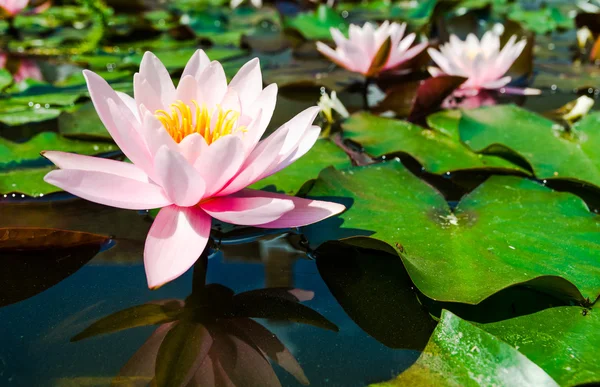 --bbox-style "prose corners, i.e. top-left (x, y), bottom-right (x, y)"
top-left (0, 167), bottom-right (57, 197)
top-left (0, 132), bottom-right (117, 169)
top-left (284, 5), bottom-right (348, 41)
top-left (58, 101), bottom-right (111, 140)
top-left (459, 105), bottom-right (600, 191)
top-left (342, 113), bottom-right (526, 174)
top-left (370, 310), bottom-right (558, 387)
top-left (0, 107), bottom-right (62, 126)
top-left (508, 5), bottom-right (574, 34)
top-left (0, 69), bottom-right (12, 91)
top-left (315, 240), bottom-right (435, 349)
top-left (124, 47), bottom-right (245, 72)
top-left (250, 139), bottom-right (350, 195)
top-left (304, 161), bottom-right (600, 304)
top-left (480, 306), bottom-right (600, 387)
